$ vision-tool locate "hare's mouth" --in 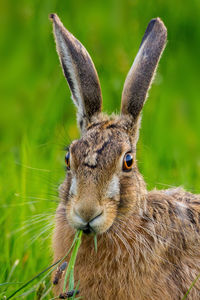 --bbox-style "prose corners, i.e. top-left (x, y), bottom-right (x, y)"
top-left (82, 224), bottom-right (94, 235)
top-left (81, 212), bottom-right (104, 234)
top-left (83, 227), bottom-right (92, 234)
top-left (80, 222), bottom-right (113, 235)
top-left (68, 207), bottom-right (115, 235)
